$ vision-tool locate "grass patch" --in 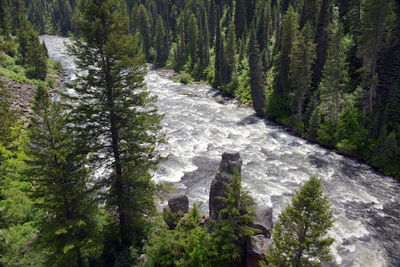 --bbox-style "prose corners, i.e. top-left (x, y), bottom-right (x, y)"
top-left (0, 52), bottom-right (61, 87)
